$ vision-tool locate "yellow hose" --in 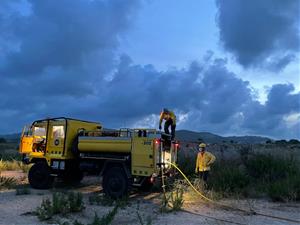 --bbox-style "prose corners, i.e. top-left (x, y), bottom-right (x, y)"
top-left (165, 161), bottom-right (214, 203)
